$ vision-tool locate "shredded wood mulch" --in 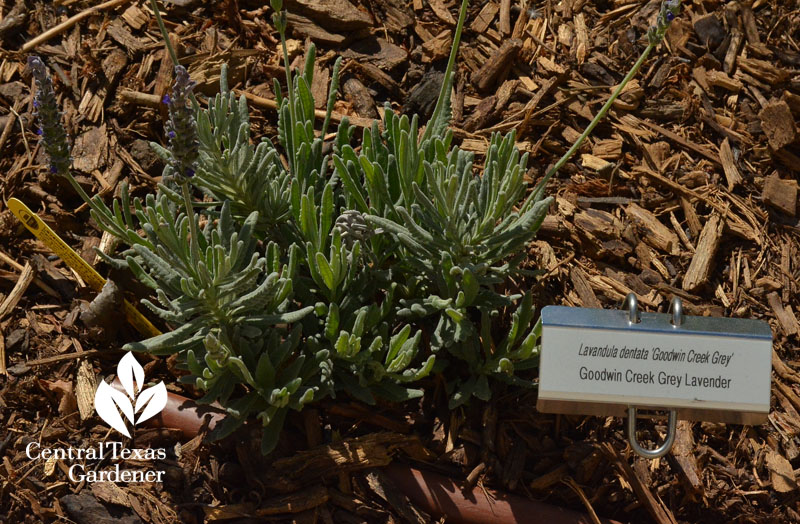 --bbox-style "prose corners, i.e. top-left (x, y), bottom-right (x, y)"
top-left (1, 0), bottom-right (799, 523)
